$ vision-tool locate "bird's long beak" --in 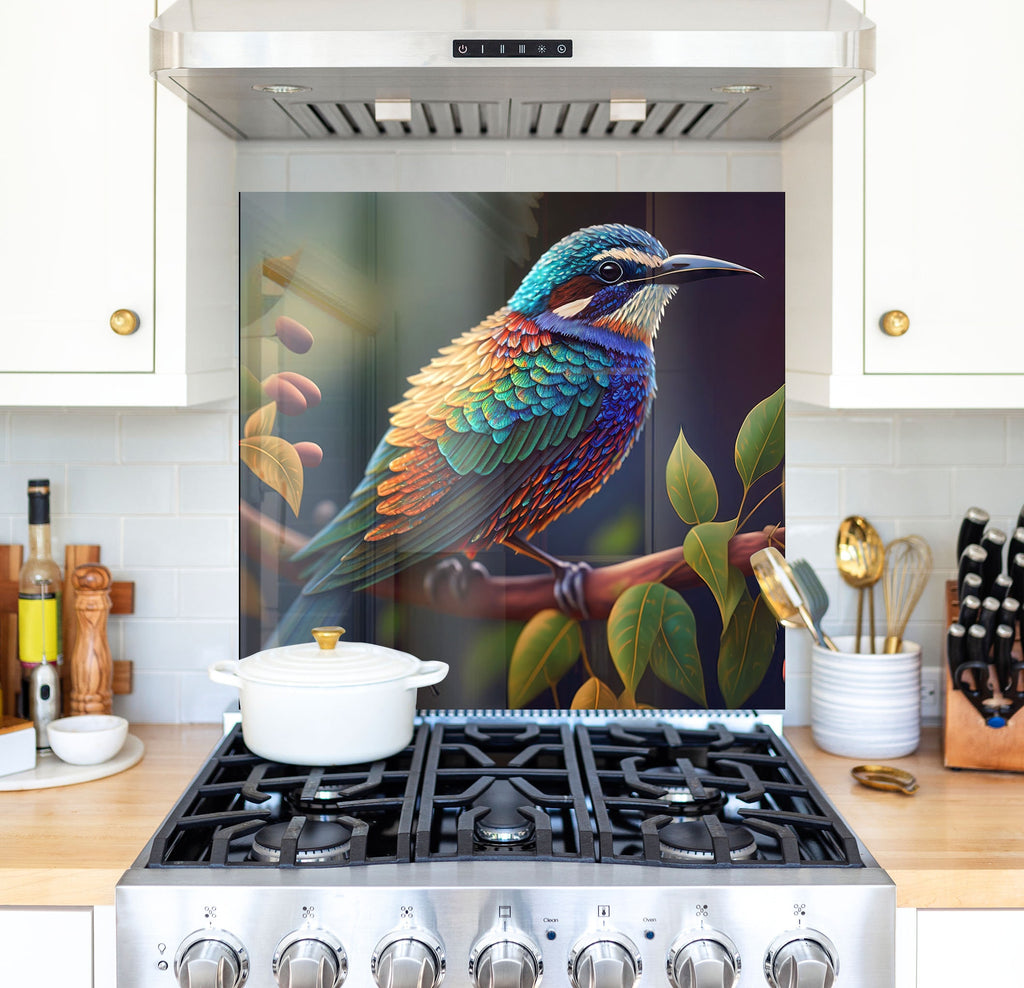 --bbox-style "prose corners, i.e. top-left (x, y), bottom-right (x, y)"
top-left (651, 253), bottom-right (763, 284)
